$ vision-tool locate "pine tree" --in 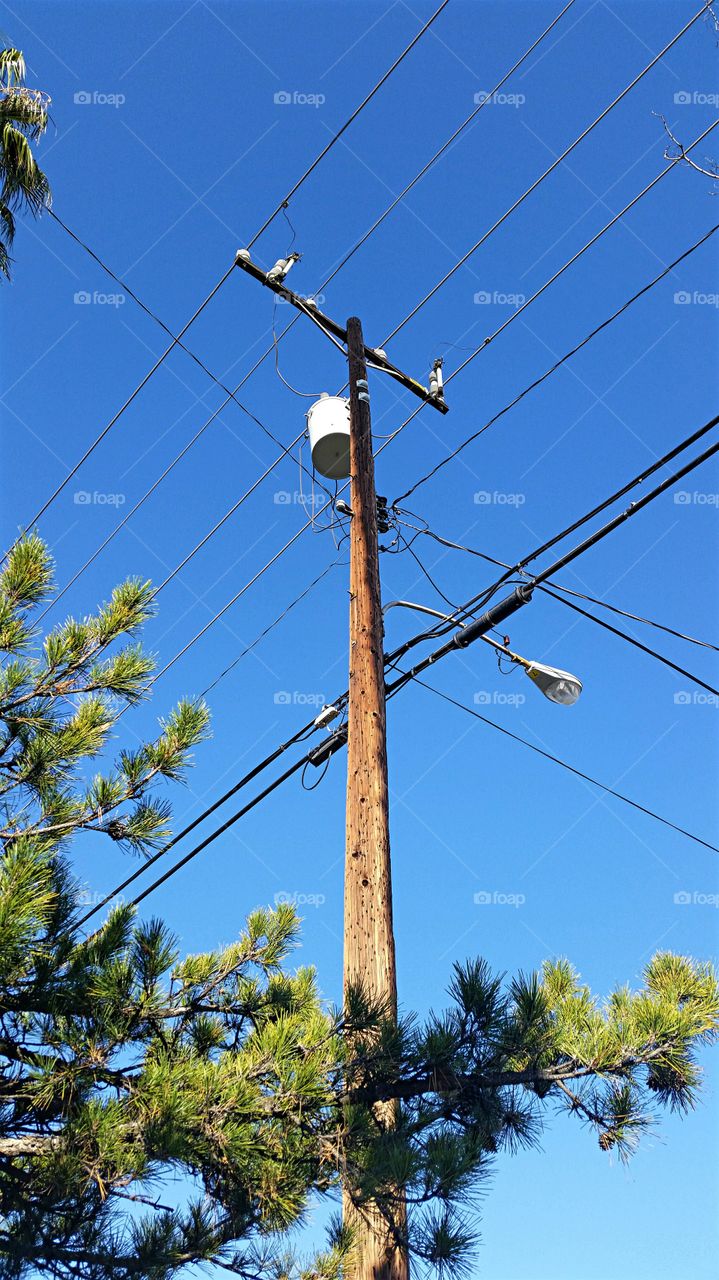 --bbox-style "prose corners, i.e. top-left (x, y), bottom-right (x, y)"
top-left (0, 535), bottom-right (716, 1278)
